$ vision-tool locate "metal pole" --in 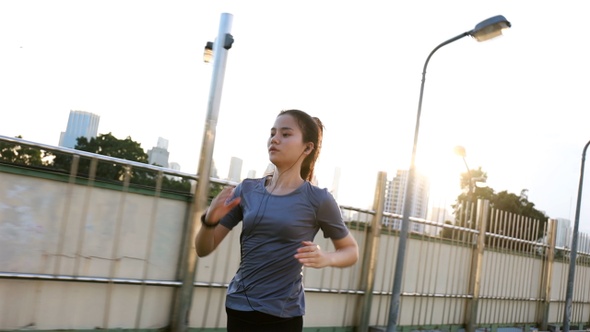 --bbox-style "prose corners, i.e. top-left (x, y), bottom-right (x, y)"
top-left (358, 171), bottom-right (387, 331)
top-left (461, 155), bottom-right (474, 229)
top-left (387, 31), bottom-right (469, 332)
top-left (563, 139), bottom-right (590, 332)
top-left (170, 13), bottom-right (233, 332)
